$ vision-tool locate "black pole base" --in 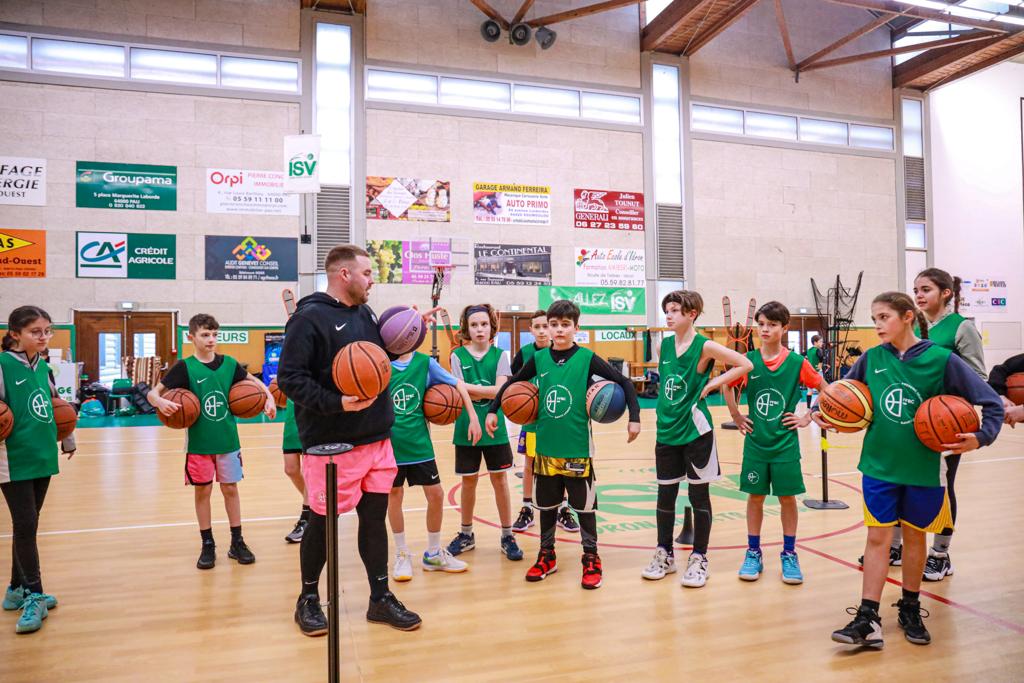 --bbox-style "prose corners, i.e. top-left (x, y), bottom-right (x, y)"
top-left (803, 498), bottom-right (849, 510)
top-left (674, 506), bottom-right (695, 545)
